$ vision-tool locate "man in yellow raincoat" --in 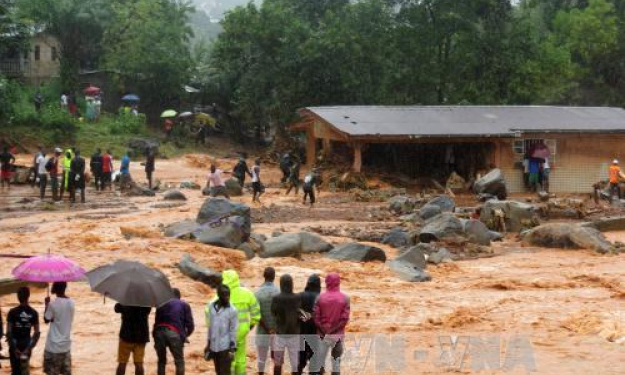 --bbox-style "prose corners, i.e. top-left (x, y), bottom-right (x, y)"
top-left (206, 270), bottom-right (260, 375)
top-left (60, 148), bottom-right (74, 199)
